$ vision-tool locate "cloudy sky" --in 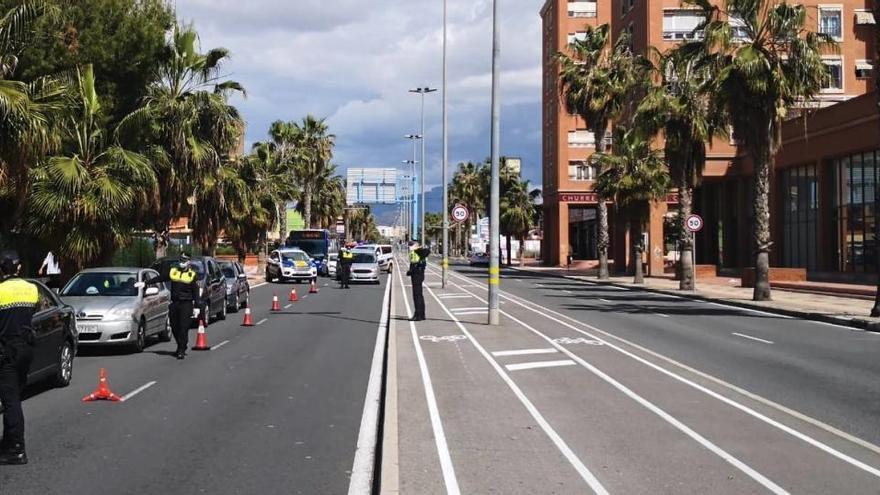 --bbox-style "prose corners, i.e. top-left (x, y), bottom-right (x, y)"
top-left (174, 0), bottom-right (545, 189)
